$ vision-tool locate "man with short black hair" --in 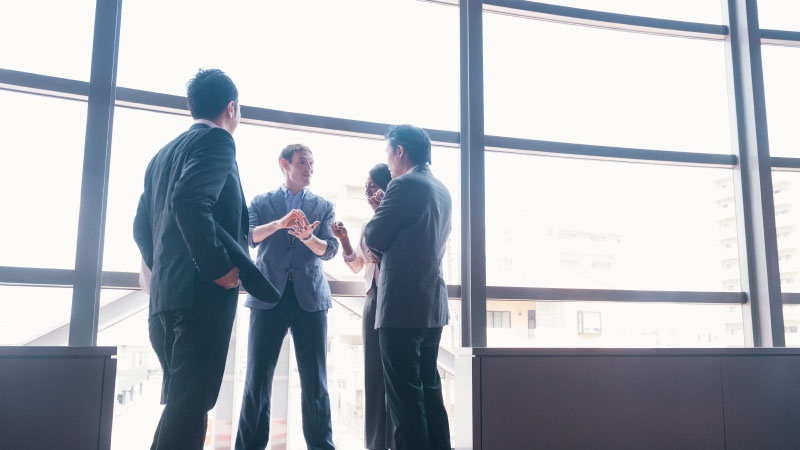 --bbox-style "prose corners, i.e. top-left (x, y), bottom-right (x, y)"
top-left (236, 143), bottom-right (338, 450)
top-left (364, 124), bottom-right (453, 450)
top-left (134, 68), bottom-right (247, 449)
